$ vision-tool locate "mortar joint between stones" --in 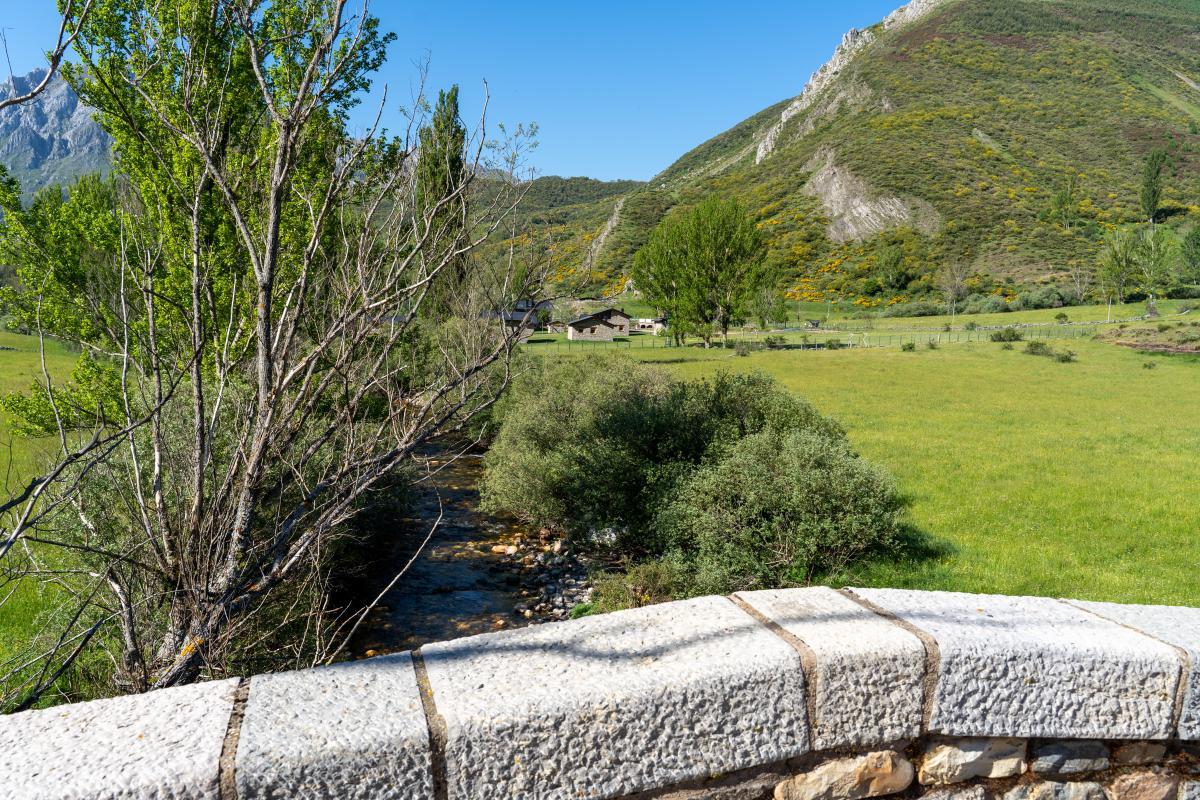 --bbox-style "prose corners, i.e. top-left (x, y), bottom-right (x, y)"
top-left (413, 650), bottom-right (451, 800)
top-left (218, 677), bottom-right (250, 800)
top-left (729, 594), bottom-right (822, 745)
top-left (1061, 598), bottom-right (1191, 738)
top-left (838, 588), bottom-right (941, 734)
